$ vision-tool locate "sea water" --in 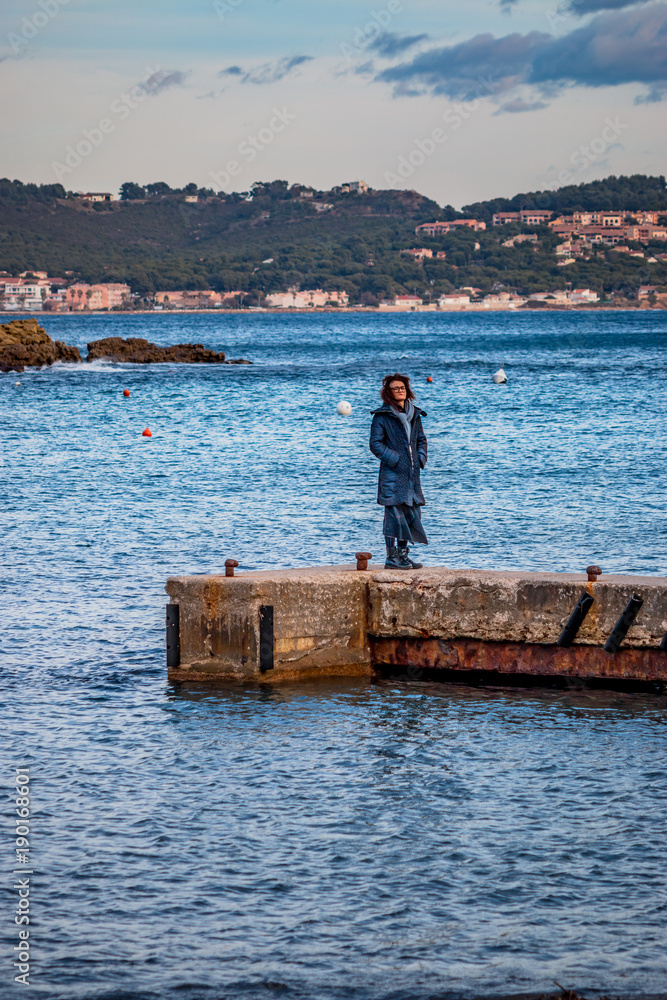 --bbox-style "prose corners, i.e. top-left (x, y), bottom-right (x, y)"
top-left (2, 310), bottom-right (666, 999)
